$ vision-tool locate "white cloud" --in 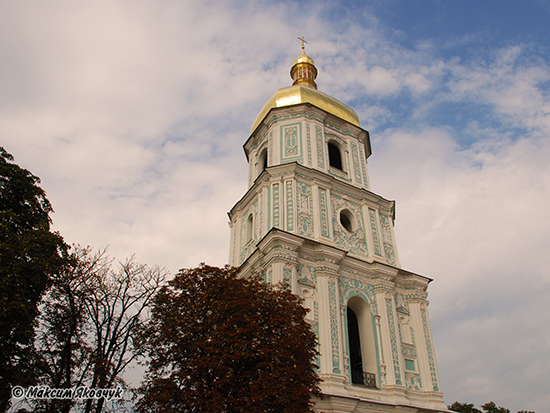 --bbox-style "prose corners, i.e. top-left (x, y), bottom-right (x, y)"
top-left (1, 1), bottom-right (549, 411)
